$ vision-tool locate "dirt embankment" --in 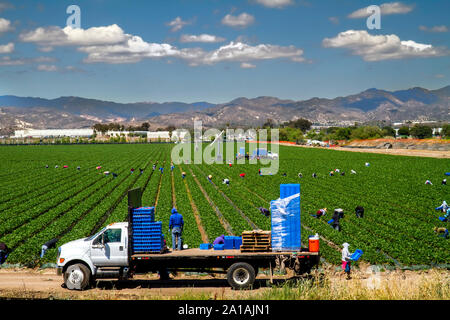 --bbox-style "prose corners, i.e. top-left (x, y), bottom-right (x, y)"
top-left (0, 266), bottom-right (448, 300)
